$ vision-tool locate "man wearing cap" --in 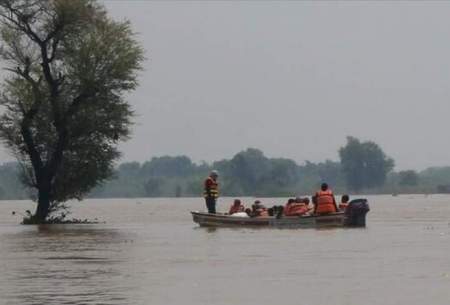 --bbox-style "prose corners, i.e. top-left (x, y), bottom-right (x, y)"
top-left (204, 170), bottom-right (219, 213)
